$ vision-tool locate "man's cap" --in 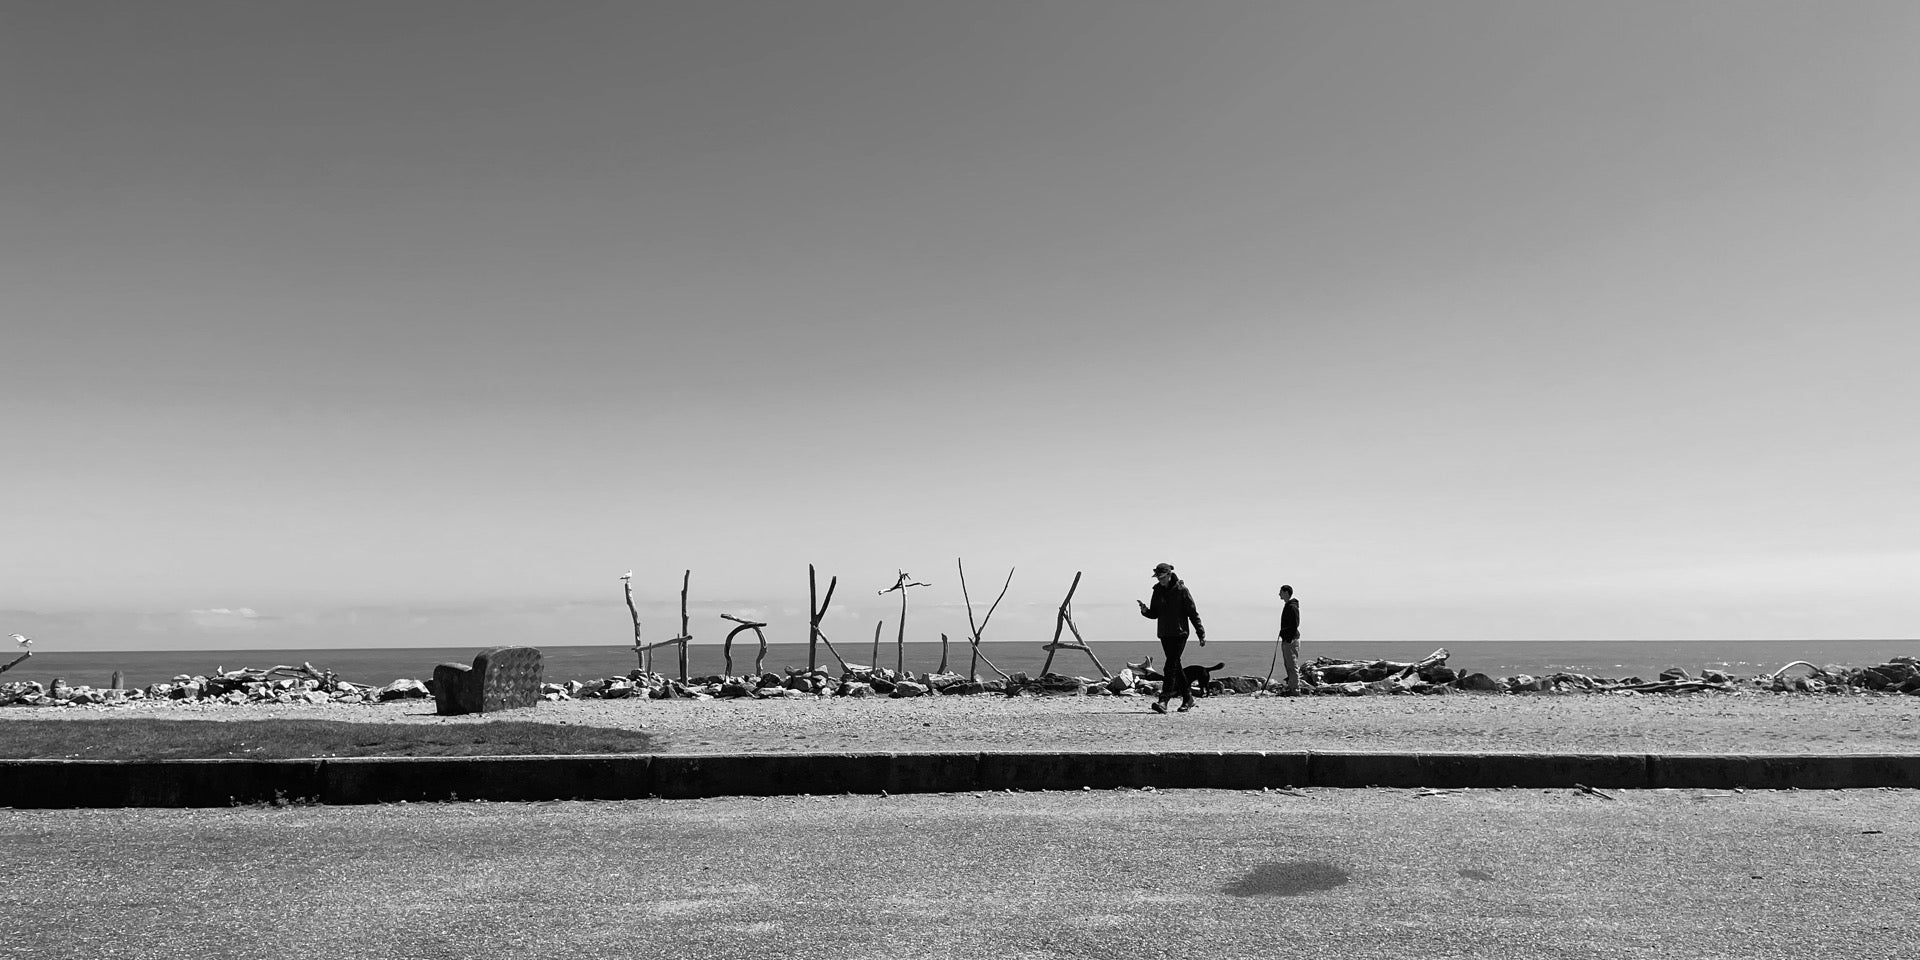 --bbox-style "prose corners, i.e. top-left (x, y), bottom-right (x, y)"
top-left (1151, 562), bottom-right (1174, 576)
